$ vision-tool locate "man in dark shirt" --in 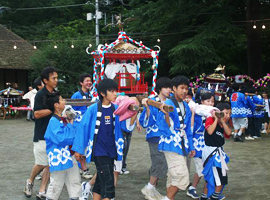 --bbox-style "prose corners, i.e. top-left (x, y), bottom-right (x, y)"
top-left (23, 67), bottom-right (58, 200)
